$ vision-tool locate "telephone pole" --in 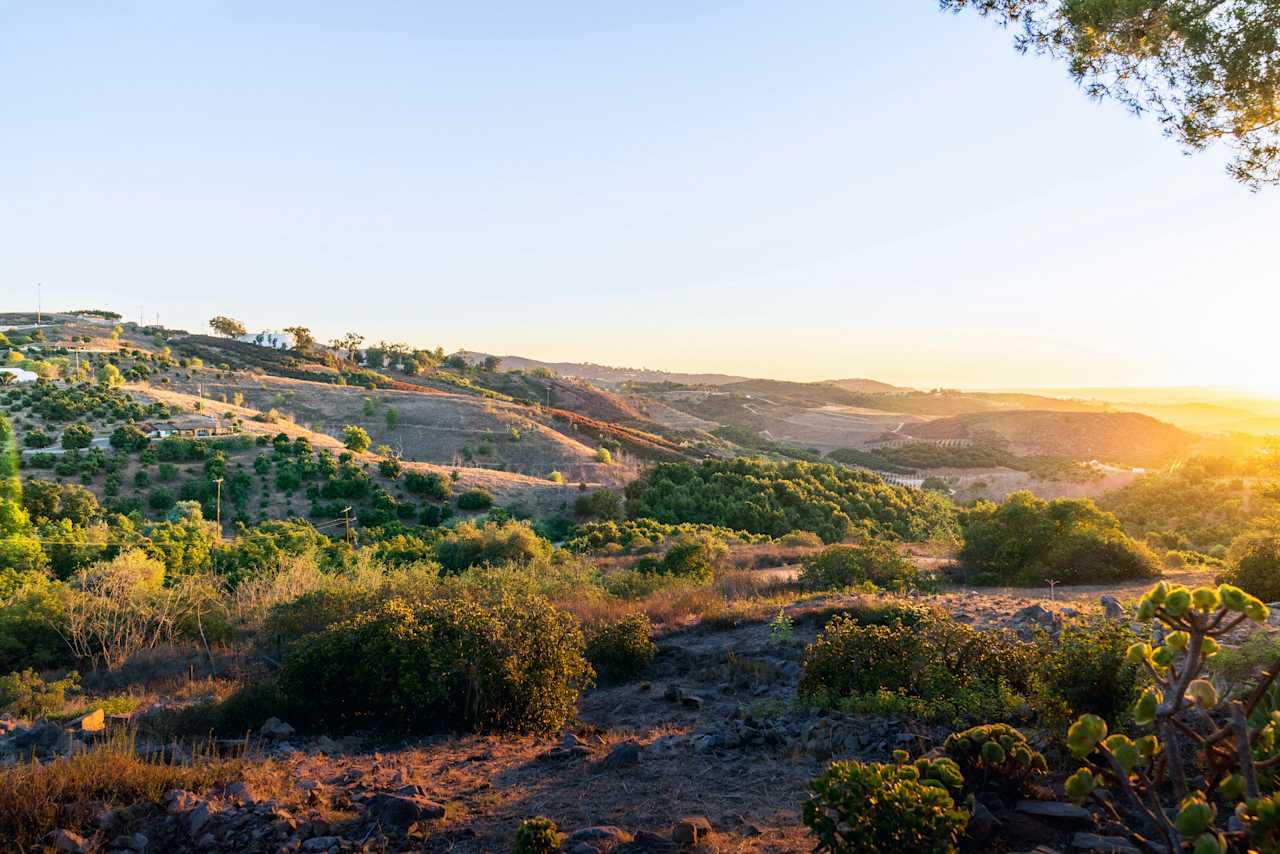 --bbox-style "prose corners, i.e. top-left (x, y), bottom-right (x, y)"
top-left (341, 506), bottom-right (354, 544)
top-left (212, 477), bottom-right (223, 539)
